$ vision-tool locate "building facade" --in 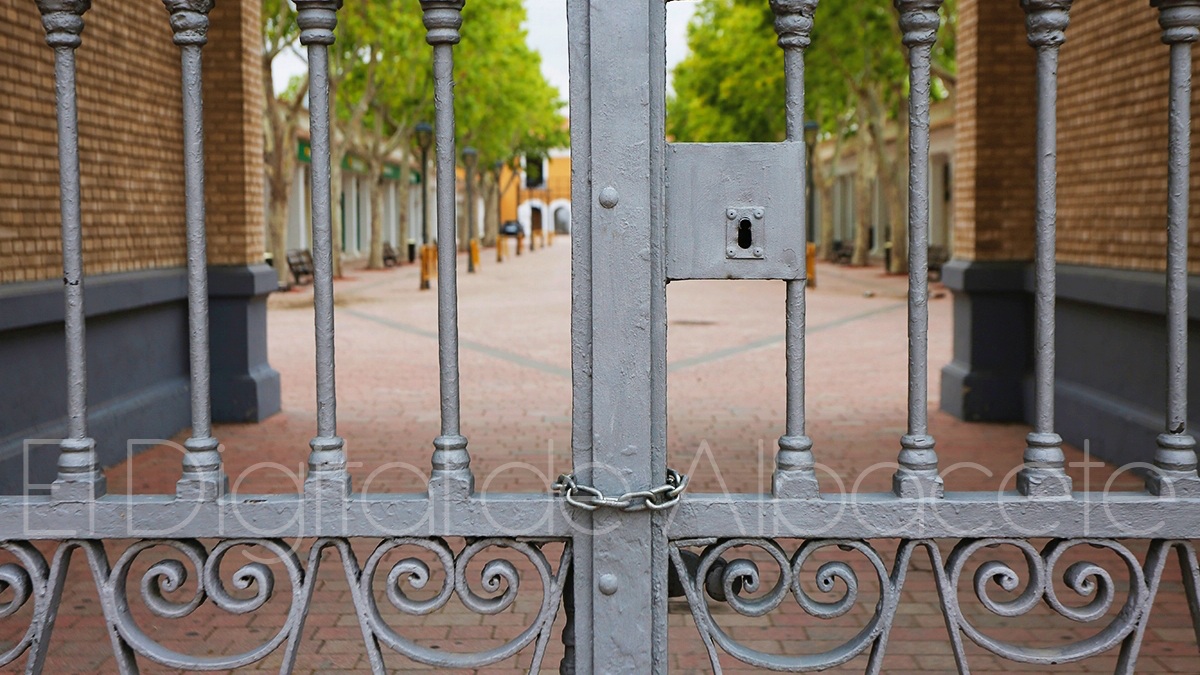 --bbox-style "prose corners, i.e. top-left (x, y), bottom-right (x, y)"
top-left (944, 0), bottom-right (1198, 465)
top-left (0, 0), bottom-right (277, 492)
top-left (813, 103), bottom-right (956, 260)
